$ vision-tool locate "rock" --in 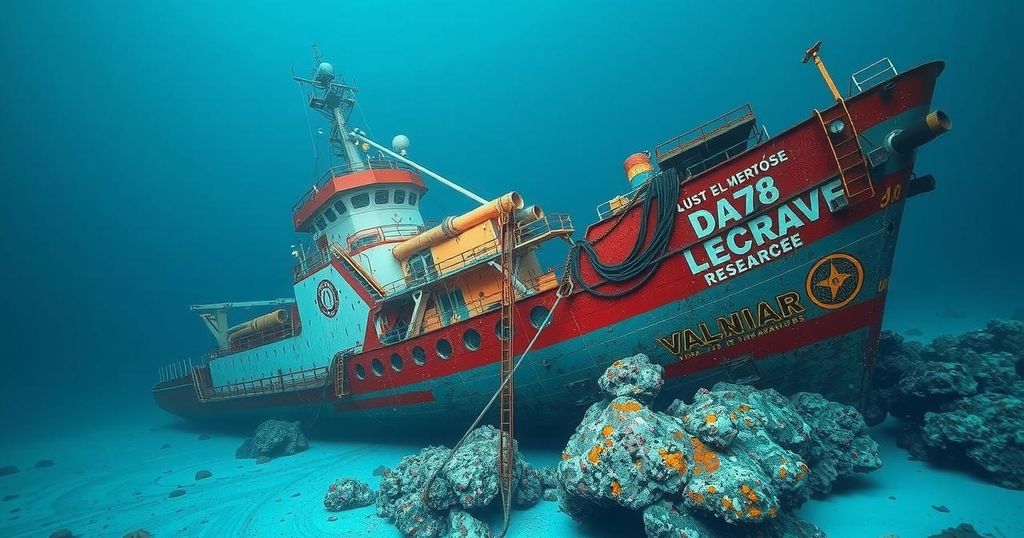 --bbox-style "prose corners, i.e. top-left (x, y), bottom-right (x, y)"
top-left (0, 466), bottom-right (19, 477)
top-left (642, 499), bottom-right (826, 538)
top-left (256, 456), bottom-right (272, 465)
top-left (160, 443), bottom-right (171, 449)
top-left (34, 459), bottom-right (55, 469)
top-left (324, 478), bottom-right (376, 511)
top-left (123, 530), bottom-right (153, 538)
top-left (932, 504), bottom-right (950, 513)
top-left (2, 494), bottom-right (18, 502)
top-left (195, 470), bottom-right (213, 480)
top-left (536, 466), bottom-right (558, 488)
top-left (49, 529), bottom-right (73, 538)
top-left (542, 488), bottom-right (557, 502)
top-left (168, 488), bottom-right (187, 498)
top-left (928, 523), bottom-right (991, 538)
top-left (790, 391), bottom-right (881, 497)
top-left (327, 515), bottom-right (337, 522)
top-left (597, 353), bottom-right (665, 403)
top-left (198, 434), bottom-right (211, 441)
top-left (235, 420), bottom-right (309, 459)
top-left (447, 510), bottom-right (492, 538)
top-left (373, 465), bottom-right (389, 476)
